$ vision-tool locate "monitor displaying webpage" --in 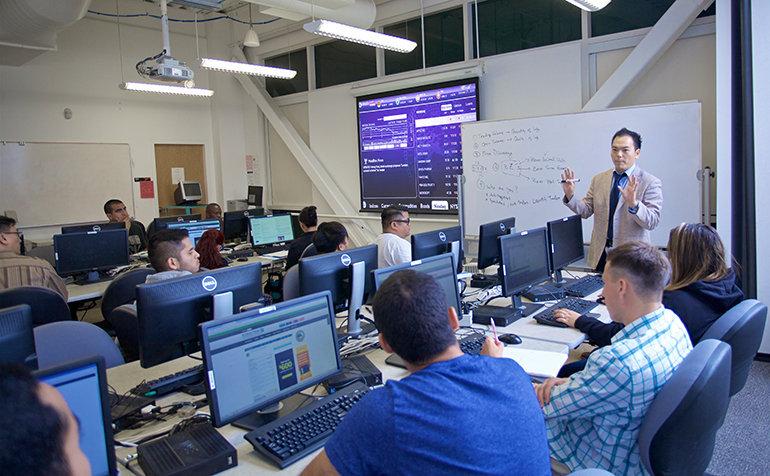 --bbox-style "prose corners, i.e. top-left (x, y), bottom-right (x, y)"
top-left (249, 214), bottom-right (294, 246)
top-left (167, 219), bottom-right (221, 247)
